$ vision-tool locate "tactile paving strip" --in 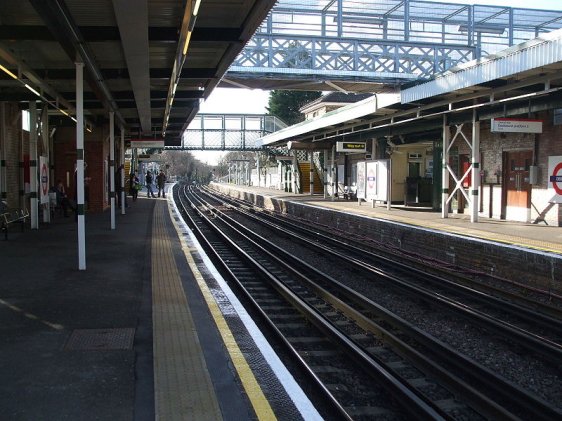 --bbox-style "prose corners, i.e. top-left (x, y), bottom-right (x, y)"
top-left (64, 328), bottom-right (135, 351)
